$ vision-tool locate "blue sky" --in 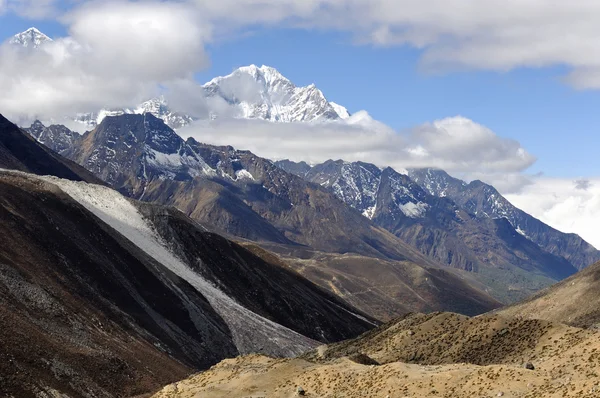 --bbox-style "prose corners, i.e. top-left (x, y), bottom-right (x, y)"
top-left (1, 3), bottom-right (599, 178)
